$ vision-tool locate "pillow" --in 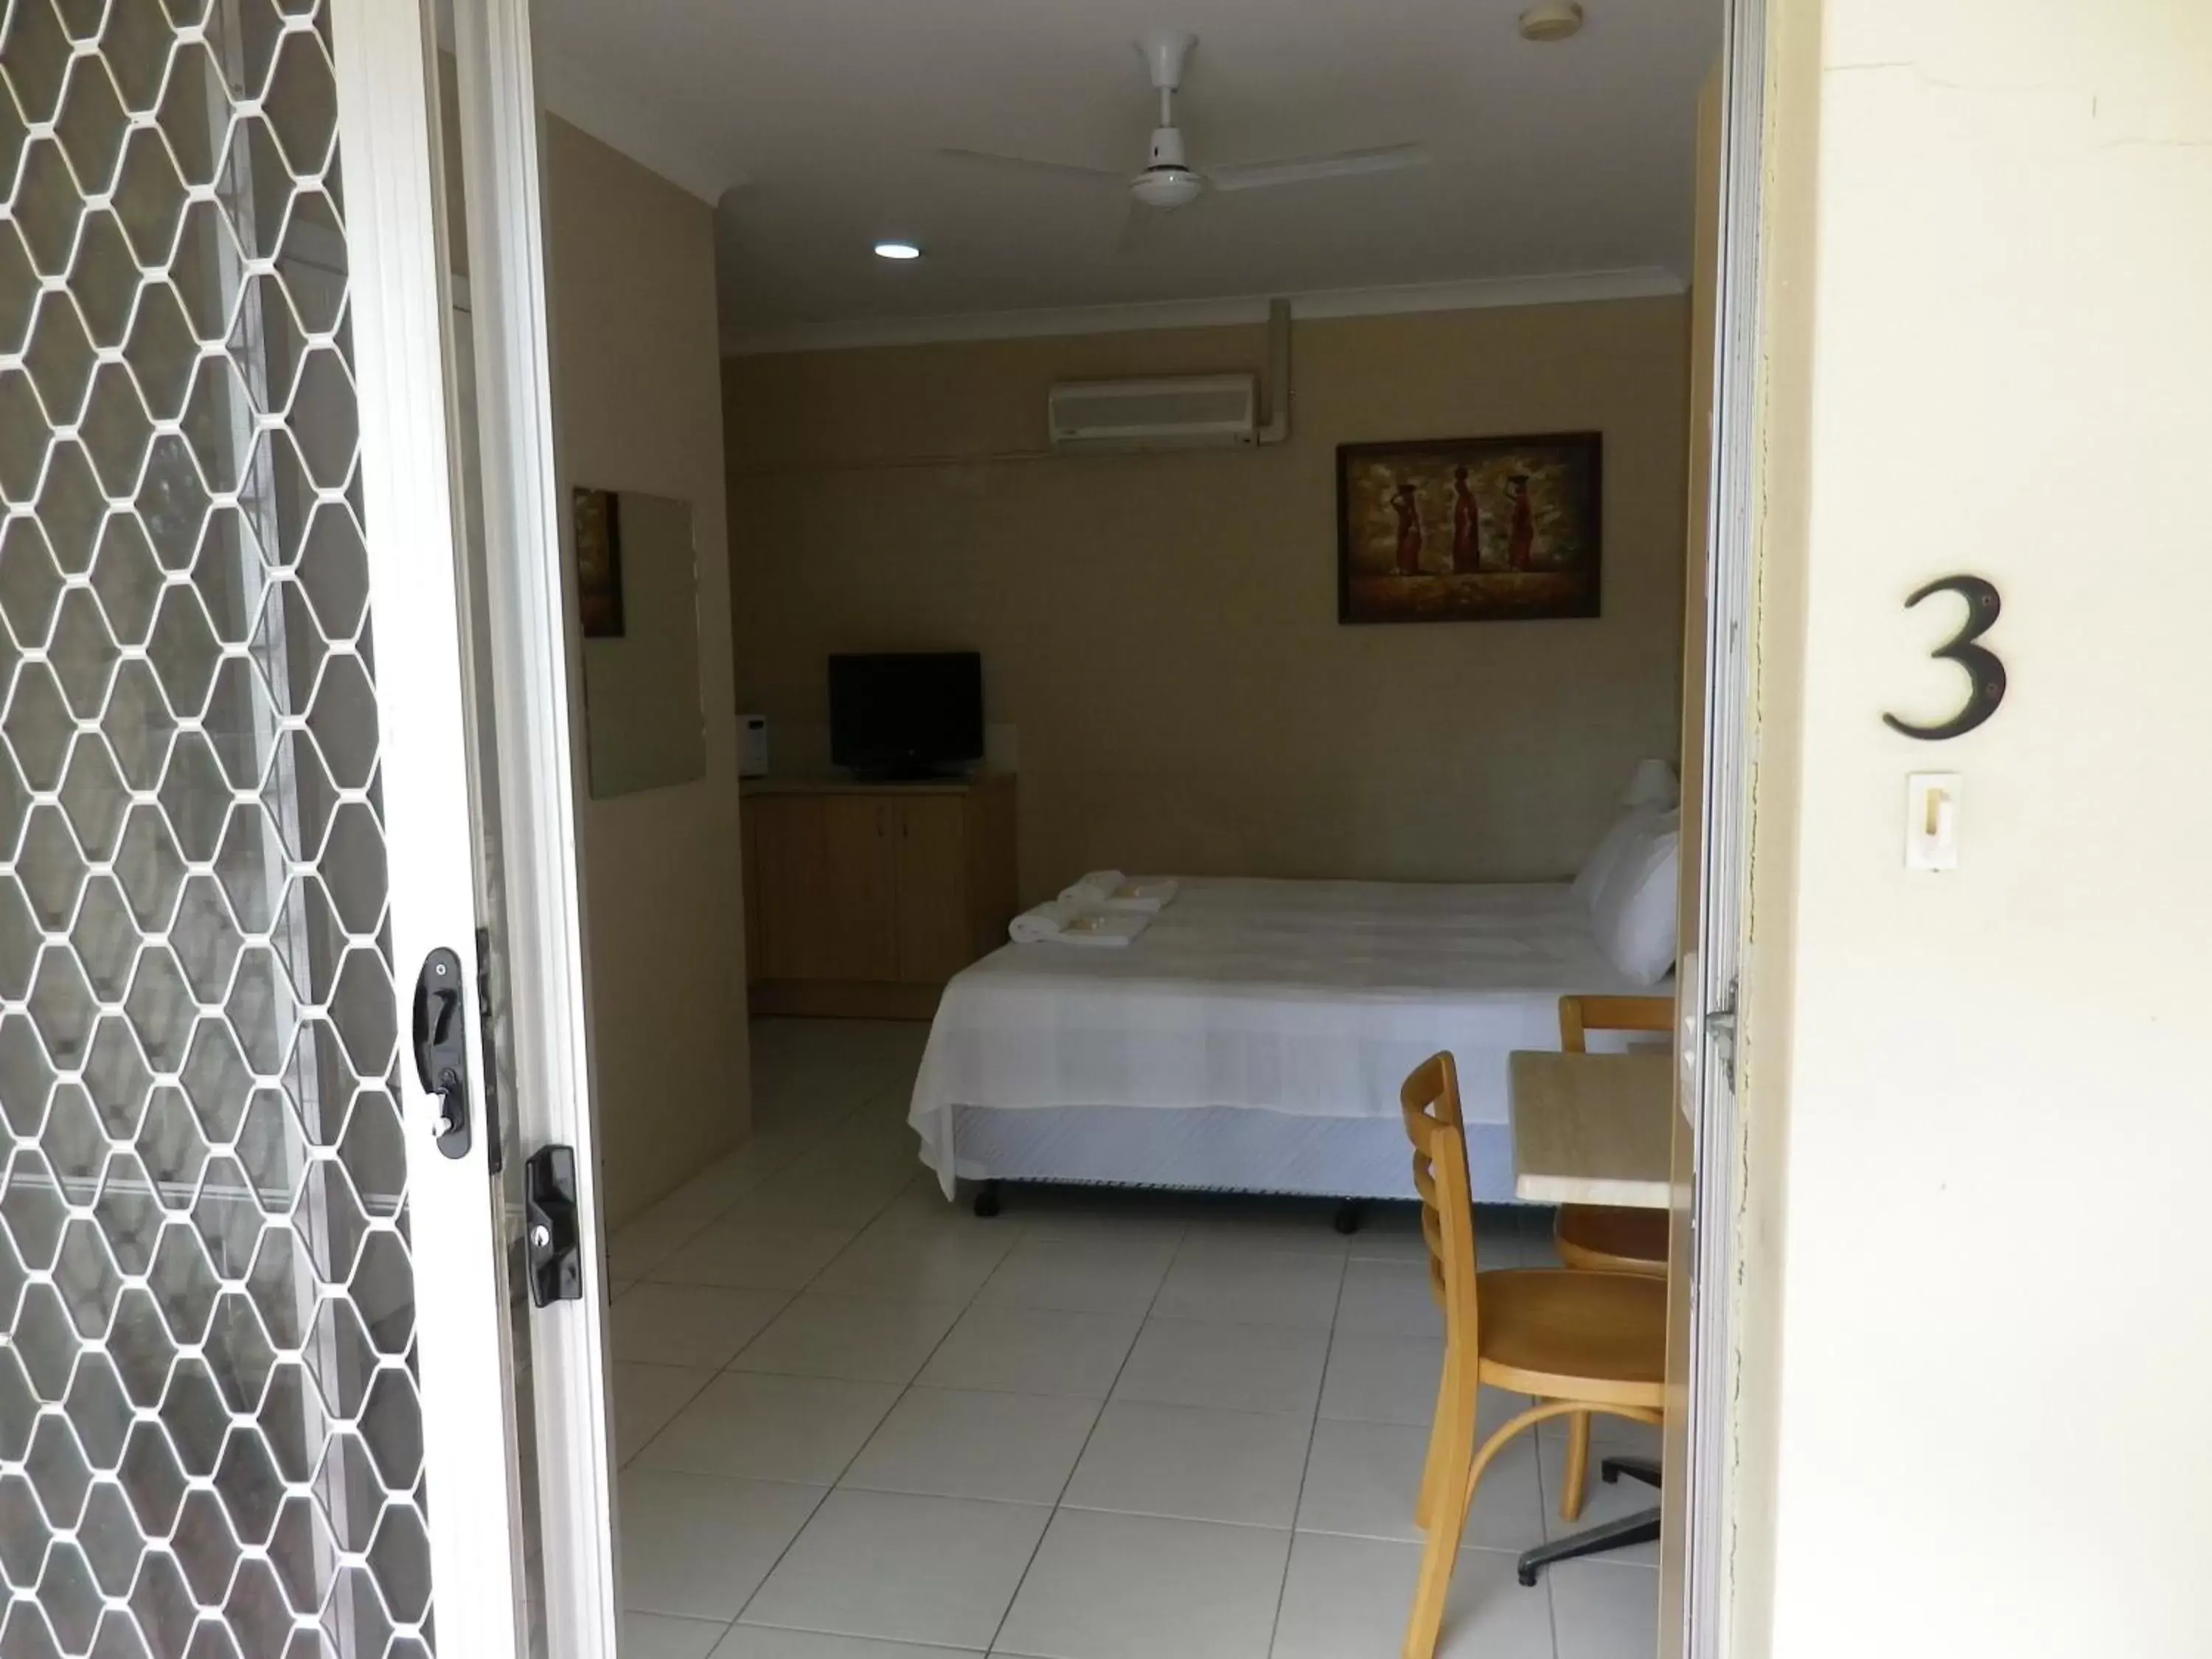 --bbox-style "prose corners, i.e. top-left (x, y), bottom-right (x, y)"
top-left (1590, 820), bottom-right (1681, 986)
top-left (1573, 806), bottom-right (1664, 909)
top-left (1621, 757), bottom-right (1680, 810)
